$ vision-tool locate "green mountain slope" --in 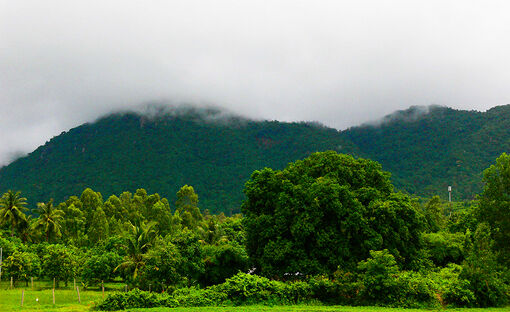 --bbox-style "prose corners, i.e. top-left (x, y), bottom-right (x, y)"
top-left (0, 108), bottom-right (358, 213)
top-left (0, 104), bottom-right (509, 213)
top-left (343, 105), bottom-right (510, 200)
